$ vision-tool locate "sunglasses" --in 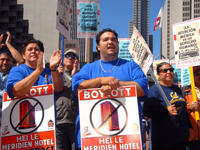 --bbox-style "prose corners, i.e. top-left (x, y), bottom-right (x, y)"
top-left (65, 54), bottom-right (77, 59)
top-left (159, 68), bottom-right (174, 73)
top-left (194, 72), bottom-right (200, 76)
